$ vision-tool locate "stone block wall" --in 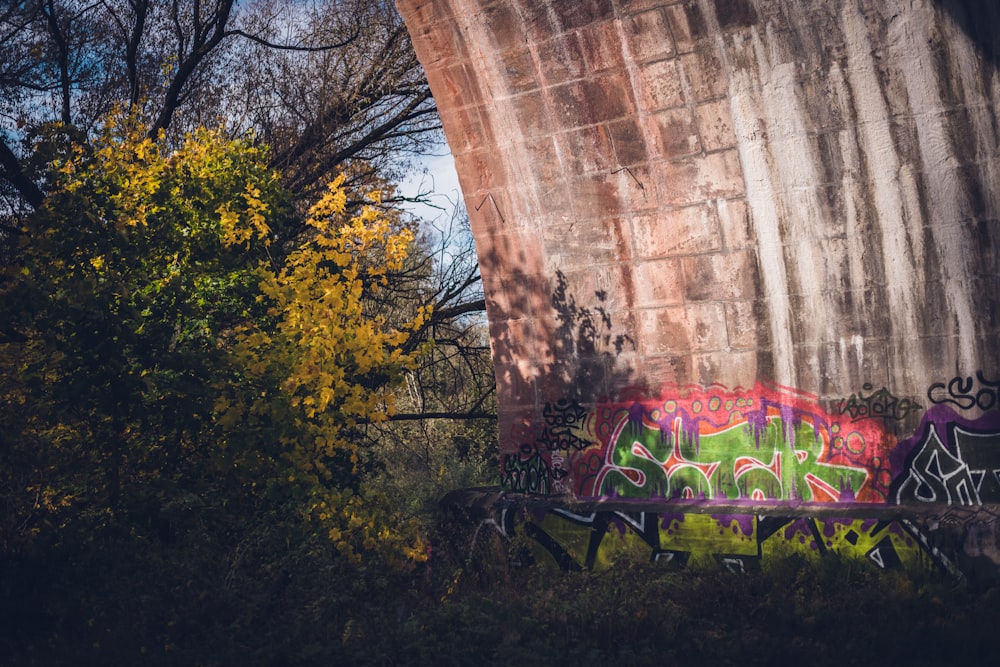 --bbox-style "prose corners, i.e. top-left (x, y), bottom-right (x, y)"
top-left (397, 0), bottom-right (1000, 530)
